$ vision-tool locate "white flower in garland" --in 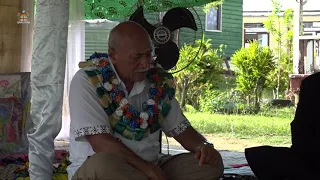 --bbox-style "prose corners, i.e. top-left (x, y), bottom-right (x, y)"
top-left (147, 99), bottom-right (155, 105)
top-left (104, 82), bottom-right (113, 91)
top-left (140, 112), bottom-right (149, 121)
top-left (81, 52), bottom-right (176, 140)
top-left (120, 98), bottom-right (129, 107)
top-left (112, 79), bottom-right (119, 85)
top-left (92, 58), bottom-right (100, 65)
top-left (115, 107), bottom-right (123, 116)
top-left (140, 121), bottom-right (148, 129)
